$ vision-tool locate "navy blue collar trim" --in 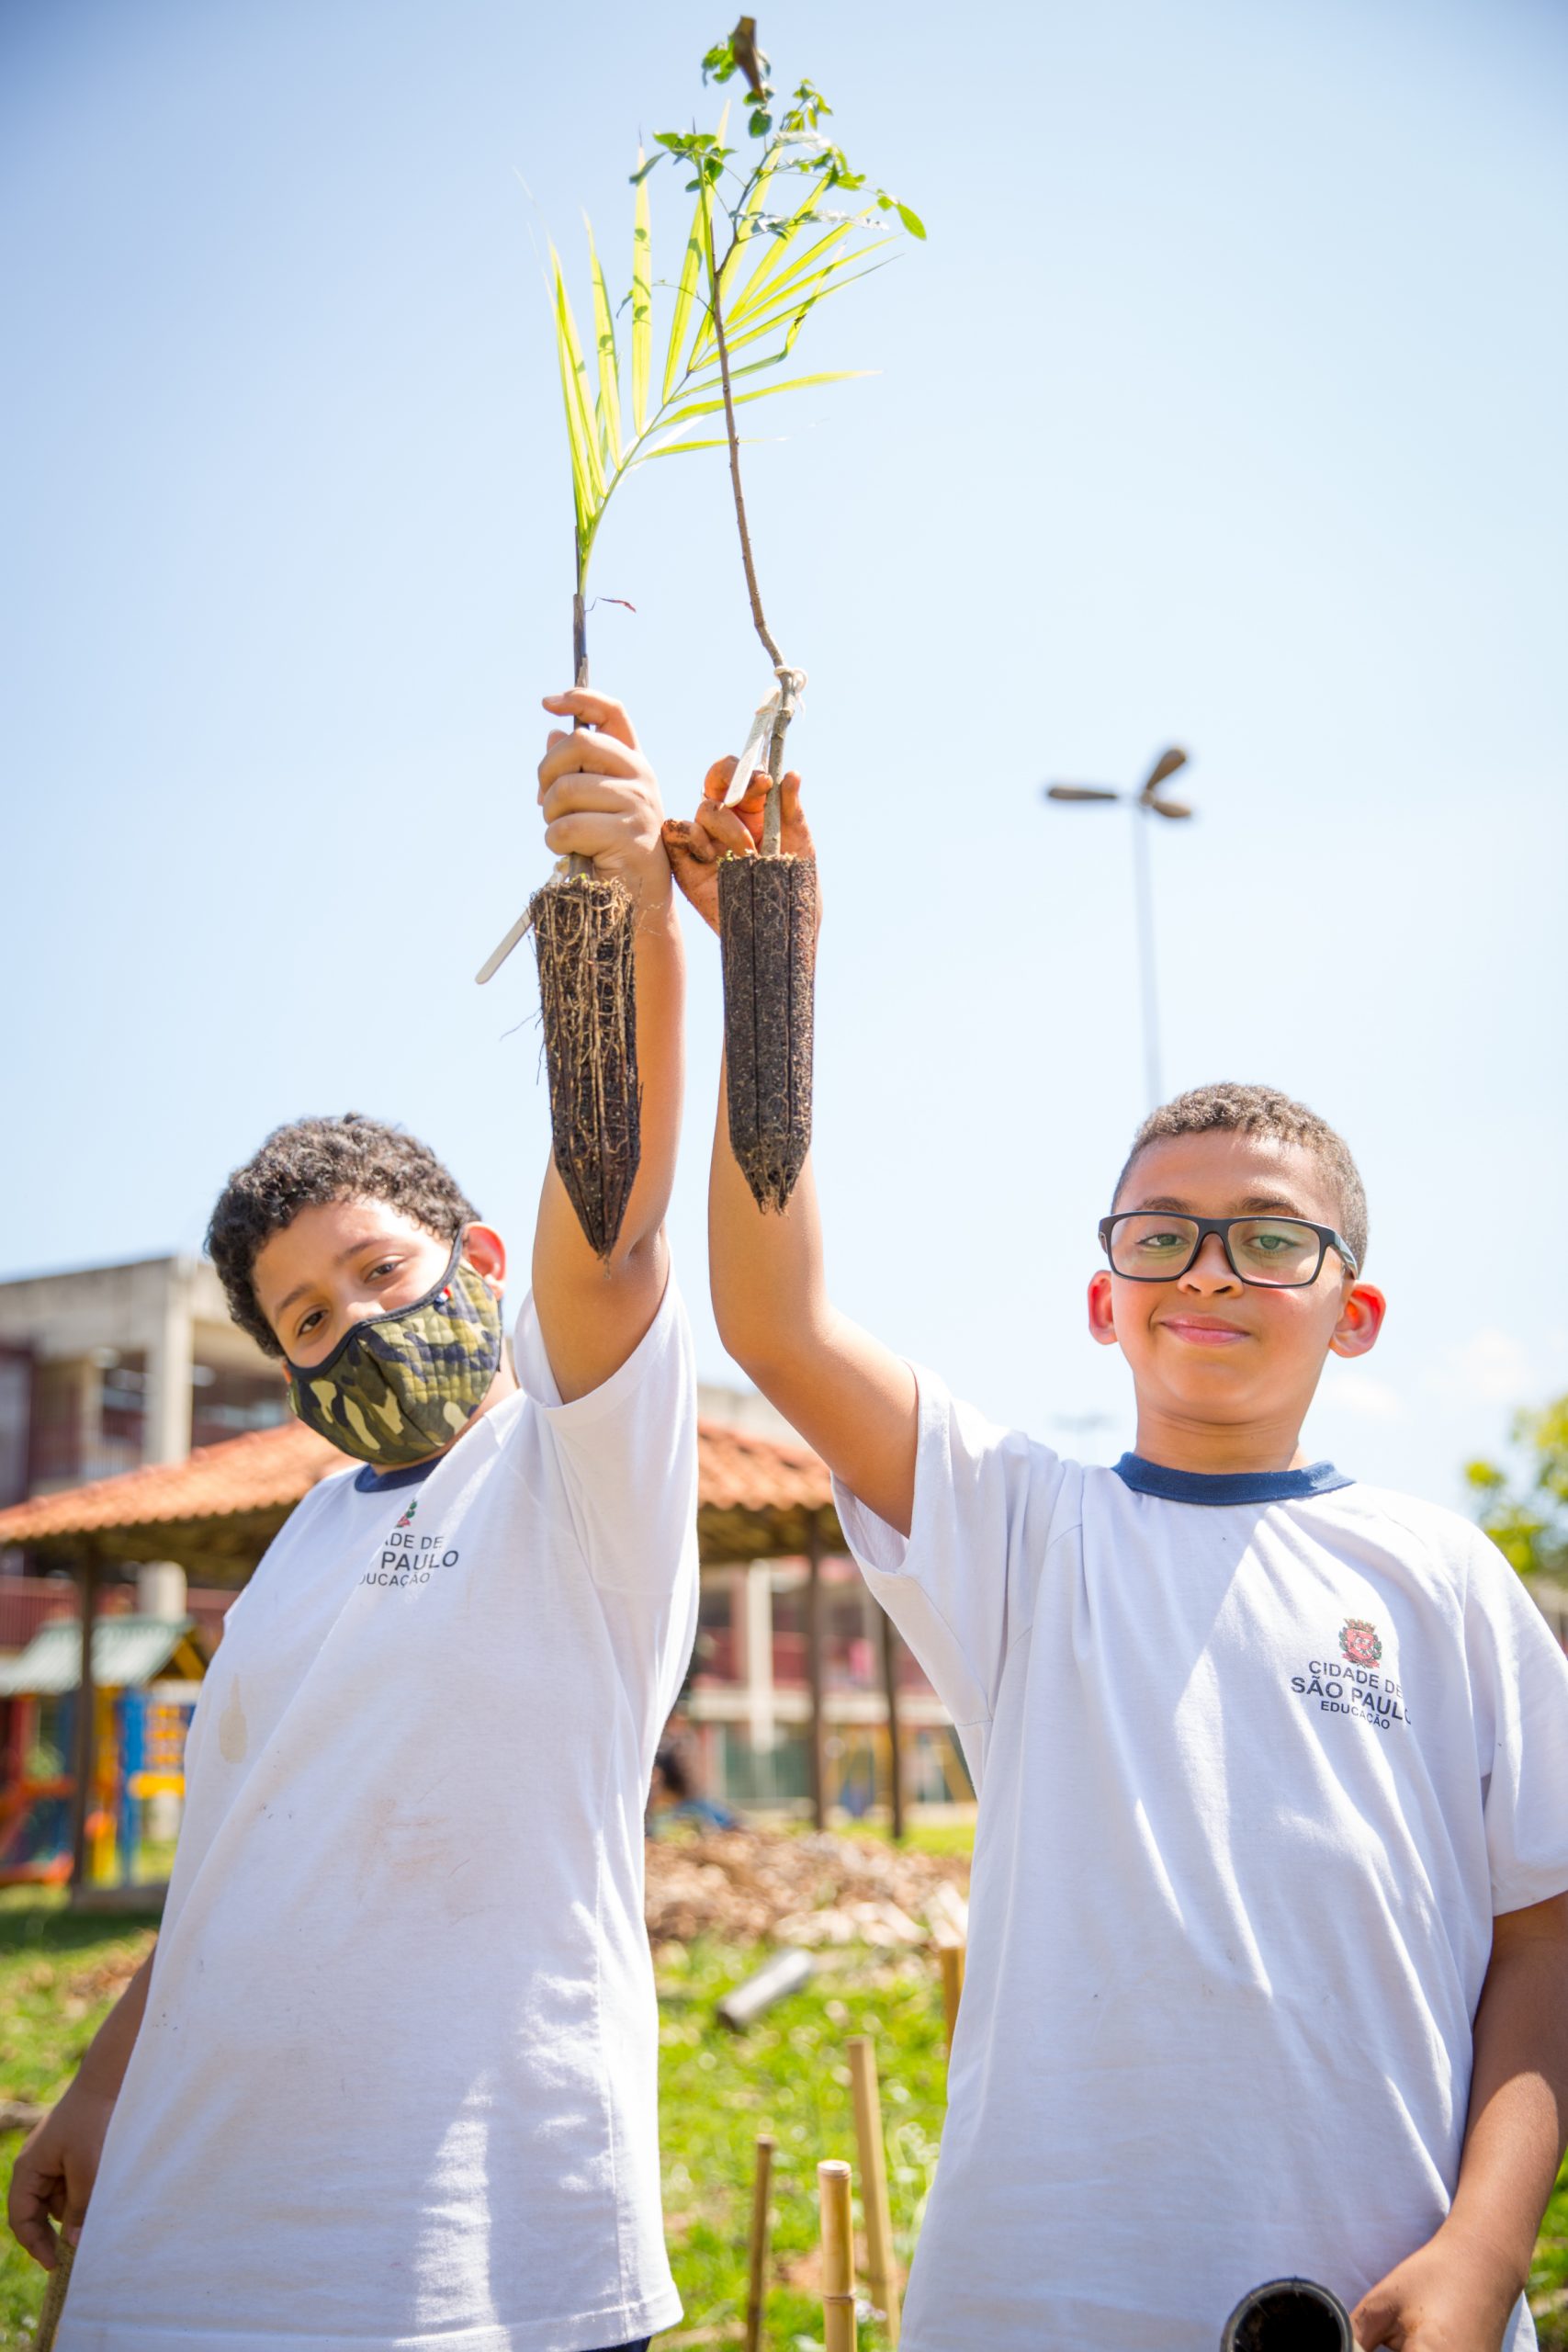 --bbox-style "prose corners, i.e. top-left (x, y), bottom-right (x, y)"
top-left (354, 1455), bottom-right (442, 1495)
top-left (1113, 1453), bottom-right (1353, 1506)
